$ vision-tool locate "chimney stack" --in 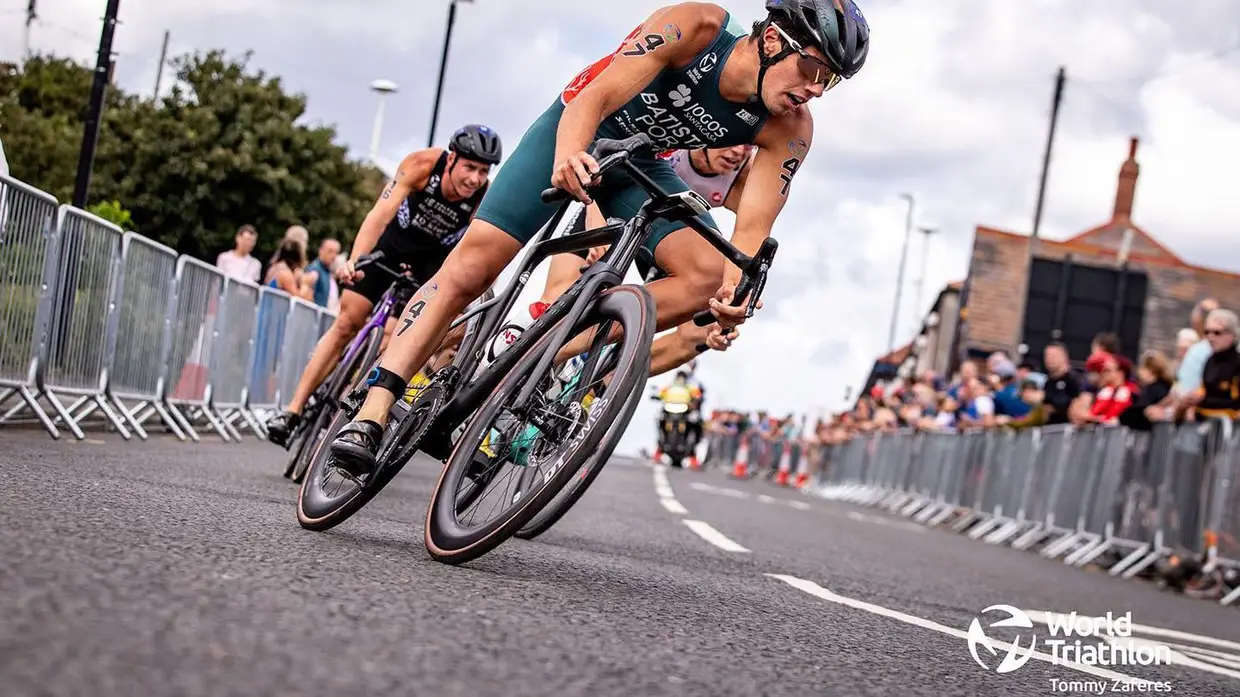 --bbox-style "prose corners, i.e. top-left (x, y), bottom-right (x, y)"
top-left (1112, 136), bottom-right (1140, 222)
